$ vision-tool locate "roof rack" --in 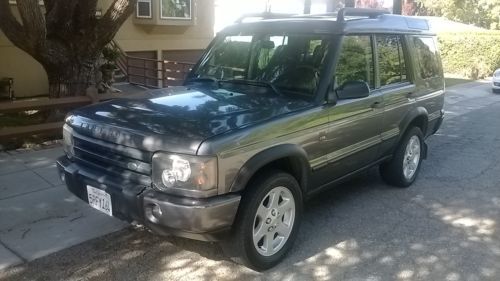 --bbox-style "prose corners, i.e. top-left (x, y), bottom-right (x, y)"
top-left (234, 8), bottom-right (390, 24)
top-left (336, 8), bottom-right (390, 22)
